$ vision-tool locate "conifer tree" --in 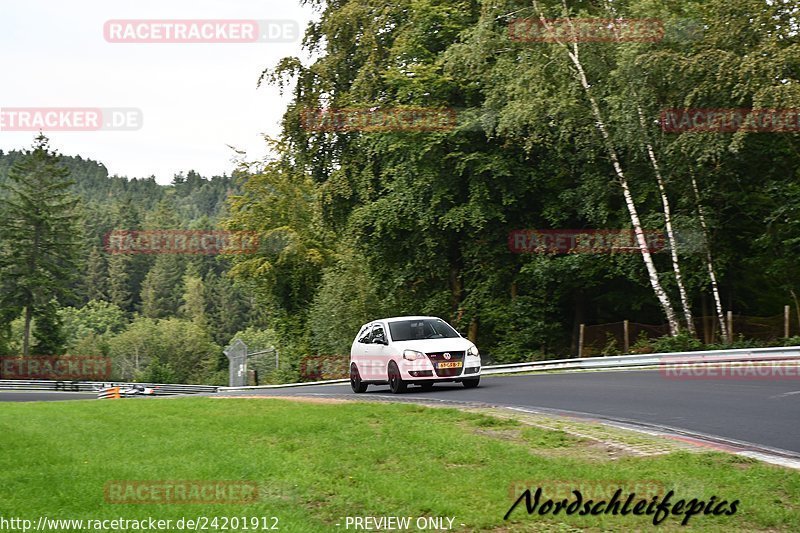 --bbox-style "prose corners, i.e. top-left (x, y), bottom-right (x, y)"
top-left (0, 134), bottom-right (81, 355)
